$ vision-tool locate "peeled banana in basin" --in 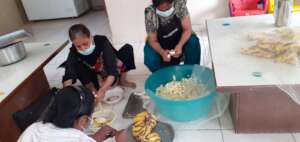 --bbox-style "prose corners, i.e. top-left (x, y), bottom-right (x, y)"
top-left (132, 112), bottom-right (161, 142)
